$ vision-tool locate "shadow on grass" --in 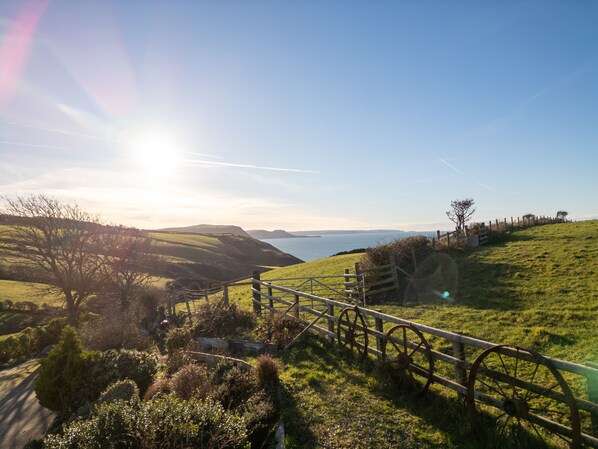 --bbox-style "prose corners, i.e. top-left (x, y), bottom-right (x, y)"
top-left (281, 338), bottom-right (552, 449)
